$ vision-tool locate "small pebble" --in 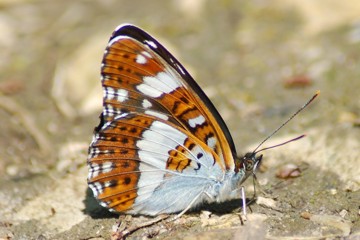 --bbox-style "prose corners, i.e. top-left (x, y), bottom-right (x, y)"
top-left (300, 211), bottom-right (312, 219)
top-left (276, 163), bottom-right (301, 179)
